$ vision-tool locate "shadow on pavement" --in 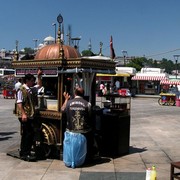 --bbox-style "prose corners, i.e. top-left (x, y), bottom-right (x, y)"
top-left (129, 146), bottom-right (147, 154)
top-left (0, 131), bottom-right (17, 141)
top-left (79, 172), bottom-right (145, 180)
top-left (83, 156), bottom-right (111, 167)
